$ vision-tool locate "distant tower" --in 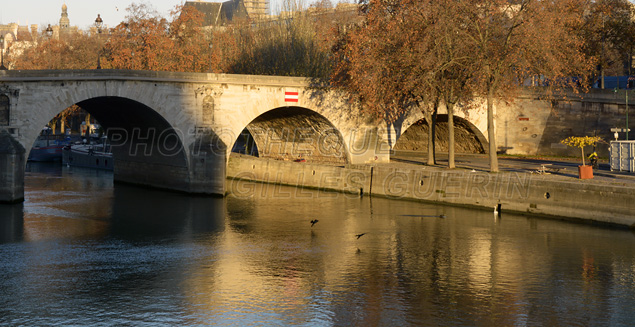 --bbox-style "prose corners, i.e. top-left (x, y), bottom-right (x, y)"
top-left (243, 0), bottom-right (268, 19)
top-left (59, 3), bottom-right (70, 31)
